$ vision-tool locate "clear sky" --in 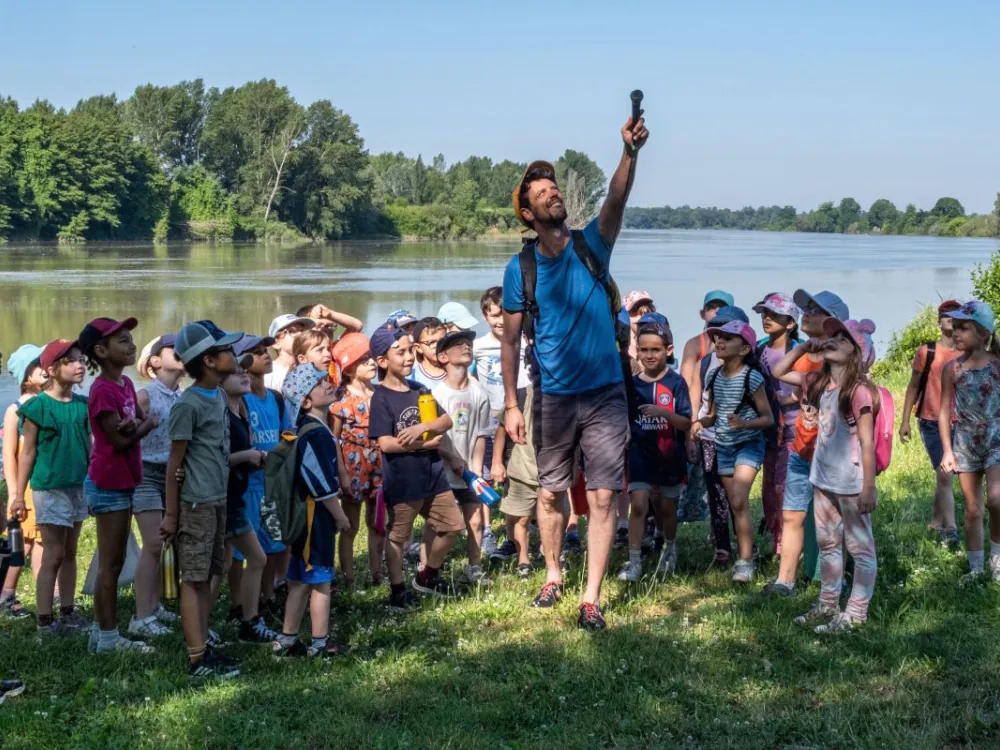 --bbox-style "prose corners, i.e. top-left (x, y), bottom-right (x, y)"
top-left (2, 0), bottom-right (997, 212)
